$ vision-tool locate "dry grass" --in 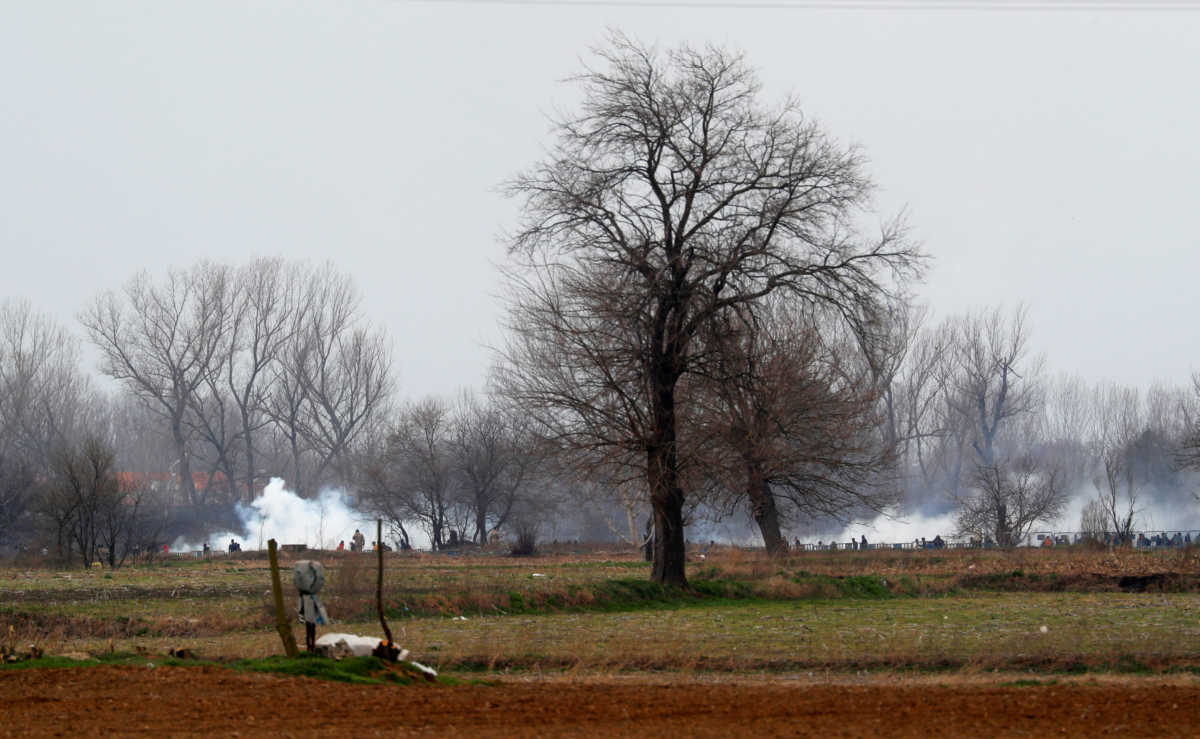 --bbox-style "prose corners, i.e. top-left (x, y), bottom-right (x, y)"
top-left (5, 545), bottom-right (1200, 676)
